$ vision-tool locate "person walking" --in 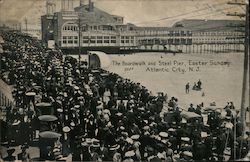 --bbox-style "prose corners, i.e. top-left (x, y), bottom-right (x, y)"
top-left (185, 83), bottom-right (190, 94)
top-left (197, 79), bottom-right (202, 89)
